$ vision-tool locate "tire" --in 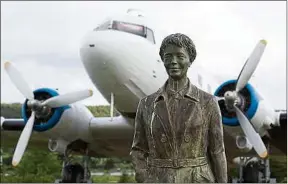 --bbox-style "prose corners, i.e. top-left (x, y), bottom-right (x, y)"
top-left (243, 162), bottom-right (259, 183)
top-left (62, 164), bottom-right (84, 183)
